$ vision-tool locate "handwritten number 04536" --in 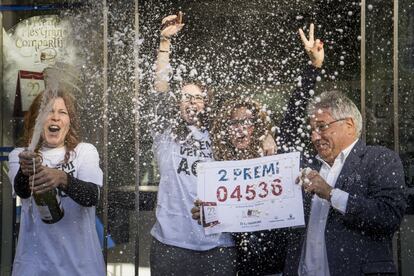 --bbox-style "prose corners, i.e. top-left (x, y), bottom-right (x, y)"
top-left (216, 179), bottom-right (282, 202)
